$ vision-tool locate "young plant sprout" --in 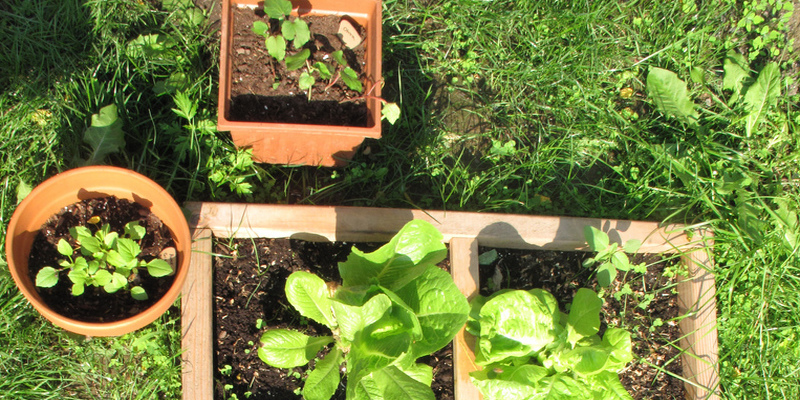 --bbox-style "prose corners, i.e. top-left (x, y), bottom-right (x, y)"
top-left (251, 0), bottom-right (401, 124)
top-left (35, 218), bottom-right (174, 301)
